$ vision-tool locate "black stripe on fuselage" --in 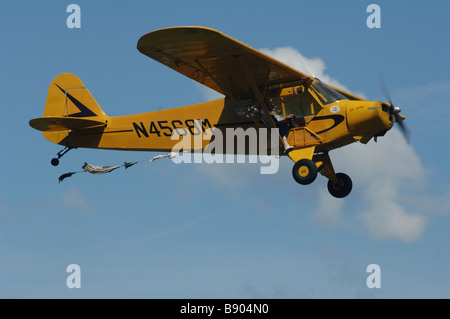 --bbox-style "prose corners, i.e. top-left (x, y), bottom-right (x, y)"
top-left (312, 115), bottom-right (345, 134)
